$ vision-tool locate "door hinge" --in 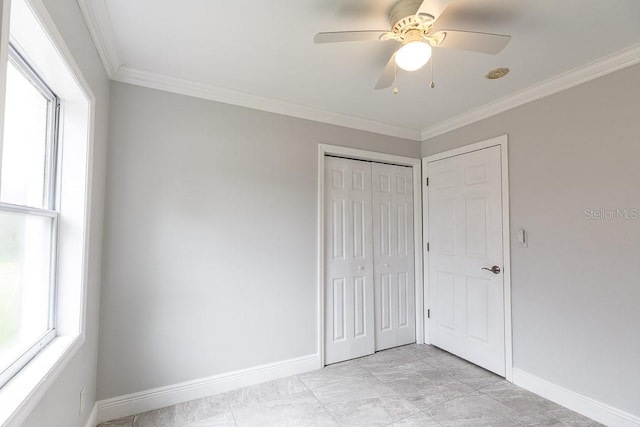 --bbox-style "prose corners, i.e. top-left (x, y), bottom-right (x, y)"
top-left (426, 177), bottom-right (429, 186)
top-left (426, 242), bottom-right (430, 252)
top-left (427, 309), bottom-right (431, 319)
